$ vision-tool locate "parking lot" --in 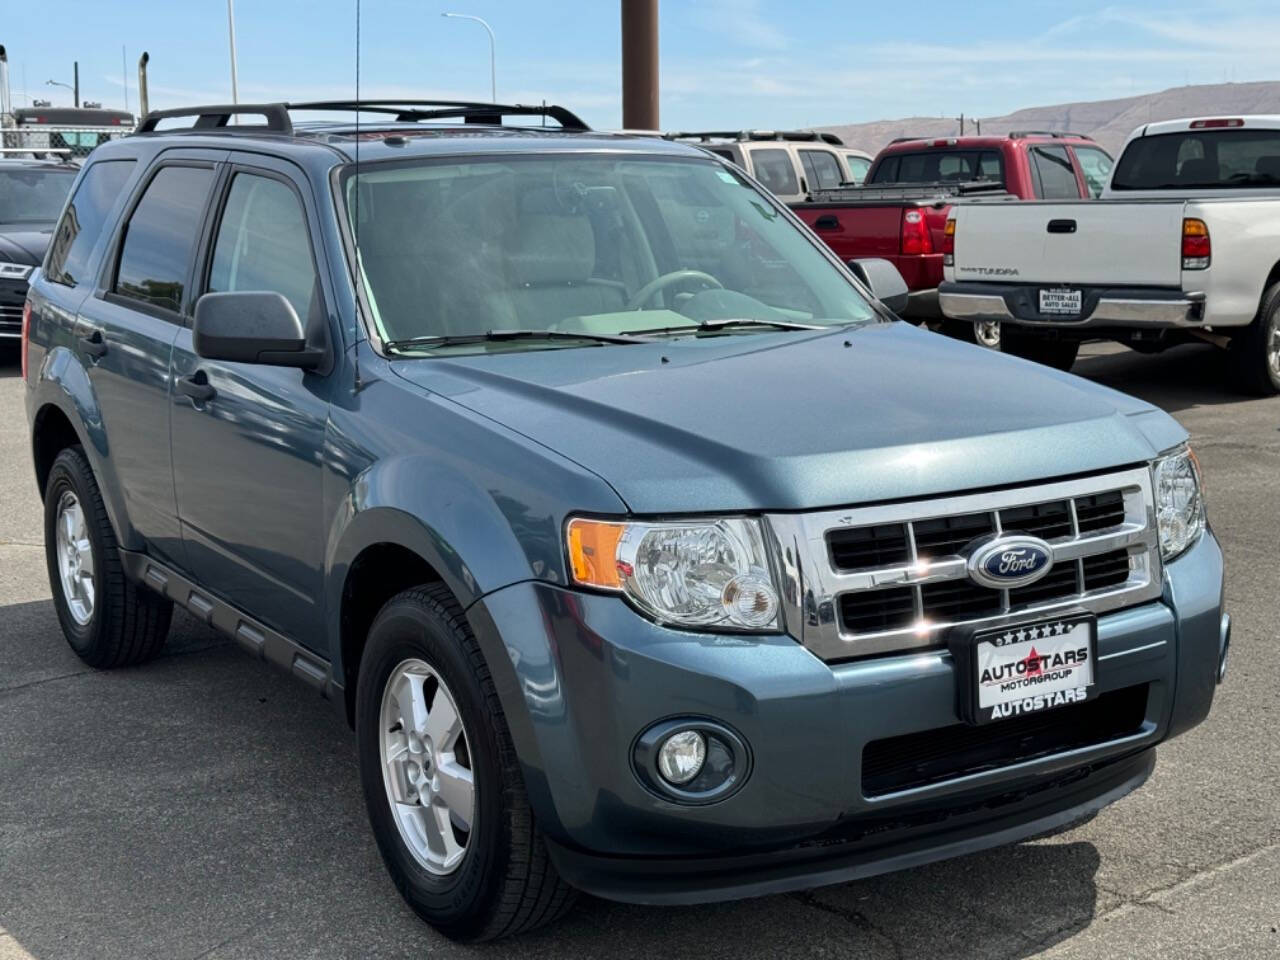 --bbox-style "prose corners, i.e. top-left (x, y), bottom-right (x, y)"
top-left (0, 340), bottom-right (1277, 960)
